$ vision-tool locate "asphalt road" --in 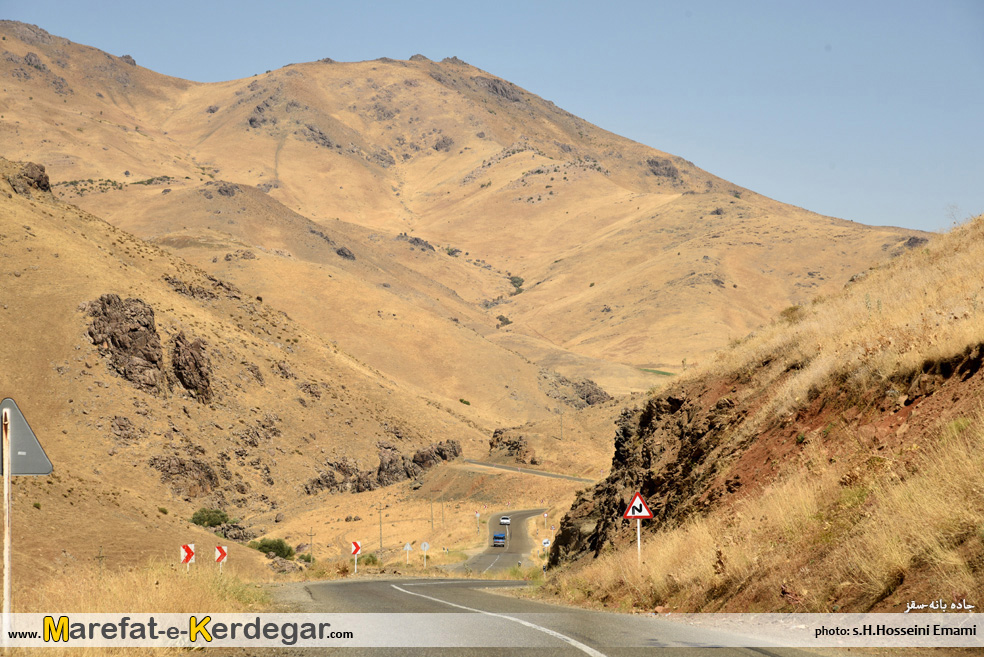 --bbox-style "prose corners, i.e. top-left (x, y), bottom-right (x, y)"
top-left (269, 577), bottom-right (828, 656)
top-left (463, 459), bottom-right (595, 483)
top-left (460, 507), bottom-right (546, 574)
